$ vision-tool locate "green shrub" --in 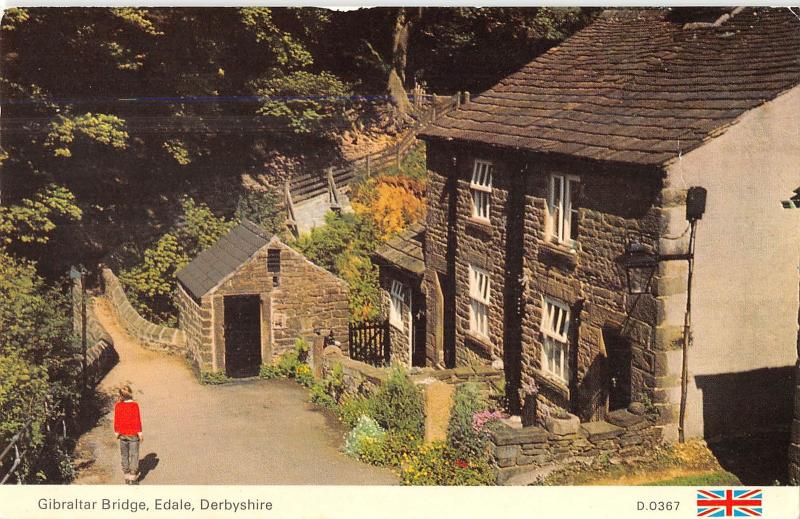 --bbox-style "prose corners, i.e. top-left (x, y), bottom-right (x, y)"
top-left (343, 415), bottom-right (386, 459)
top-left (358, 431), bottom-right (421, 467)
top-left (309, 381), bottom-right (337, 409)
top-left (294, 363), bottom-right (314, 388)
top-left (200, 370), bottom-right (229, 385)
top-left (338, 394), bottom-right (372, 428)
top-left (368, 365), bottom-right (424, 437)
top-left (399, 442), bottom-right (496, 486)
top-left (259, 363), bottom-right (281, 380)
top-left (447, 383), bottom-right (489, 460)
